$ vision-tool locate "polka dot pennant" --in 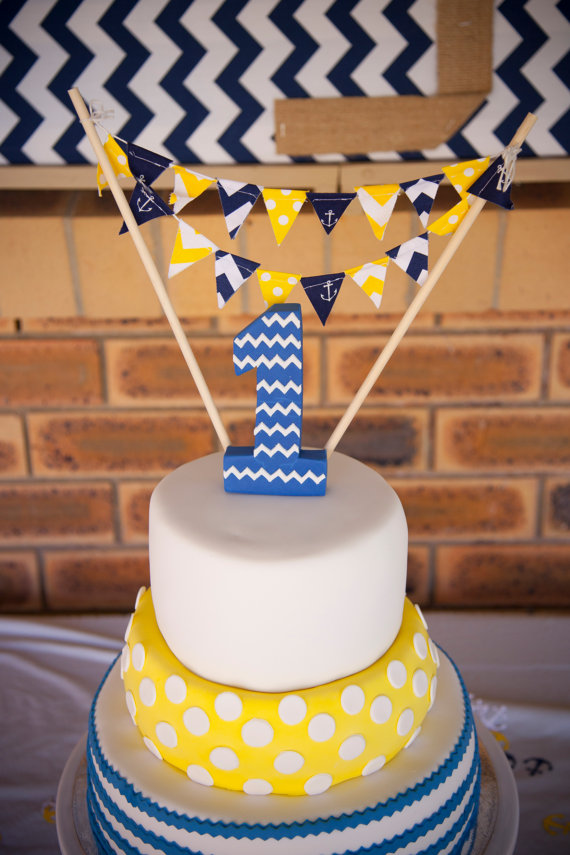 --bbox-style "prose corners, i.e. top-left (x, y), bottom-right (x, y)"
top-left (262, 188), bottom-right (307, 245)
top-left (96, 134), bottom-right (133, 195)
top-left (442, 157), bottom-right (490, 199)
top-left (428, 198), bottom-right (470, 236)
top-left (256, 269), bottom-right (300, 306)
top-left (345, 257), bottom-right (389, 309)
